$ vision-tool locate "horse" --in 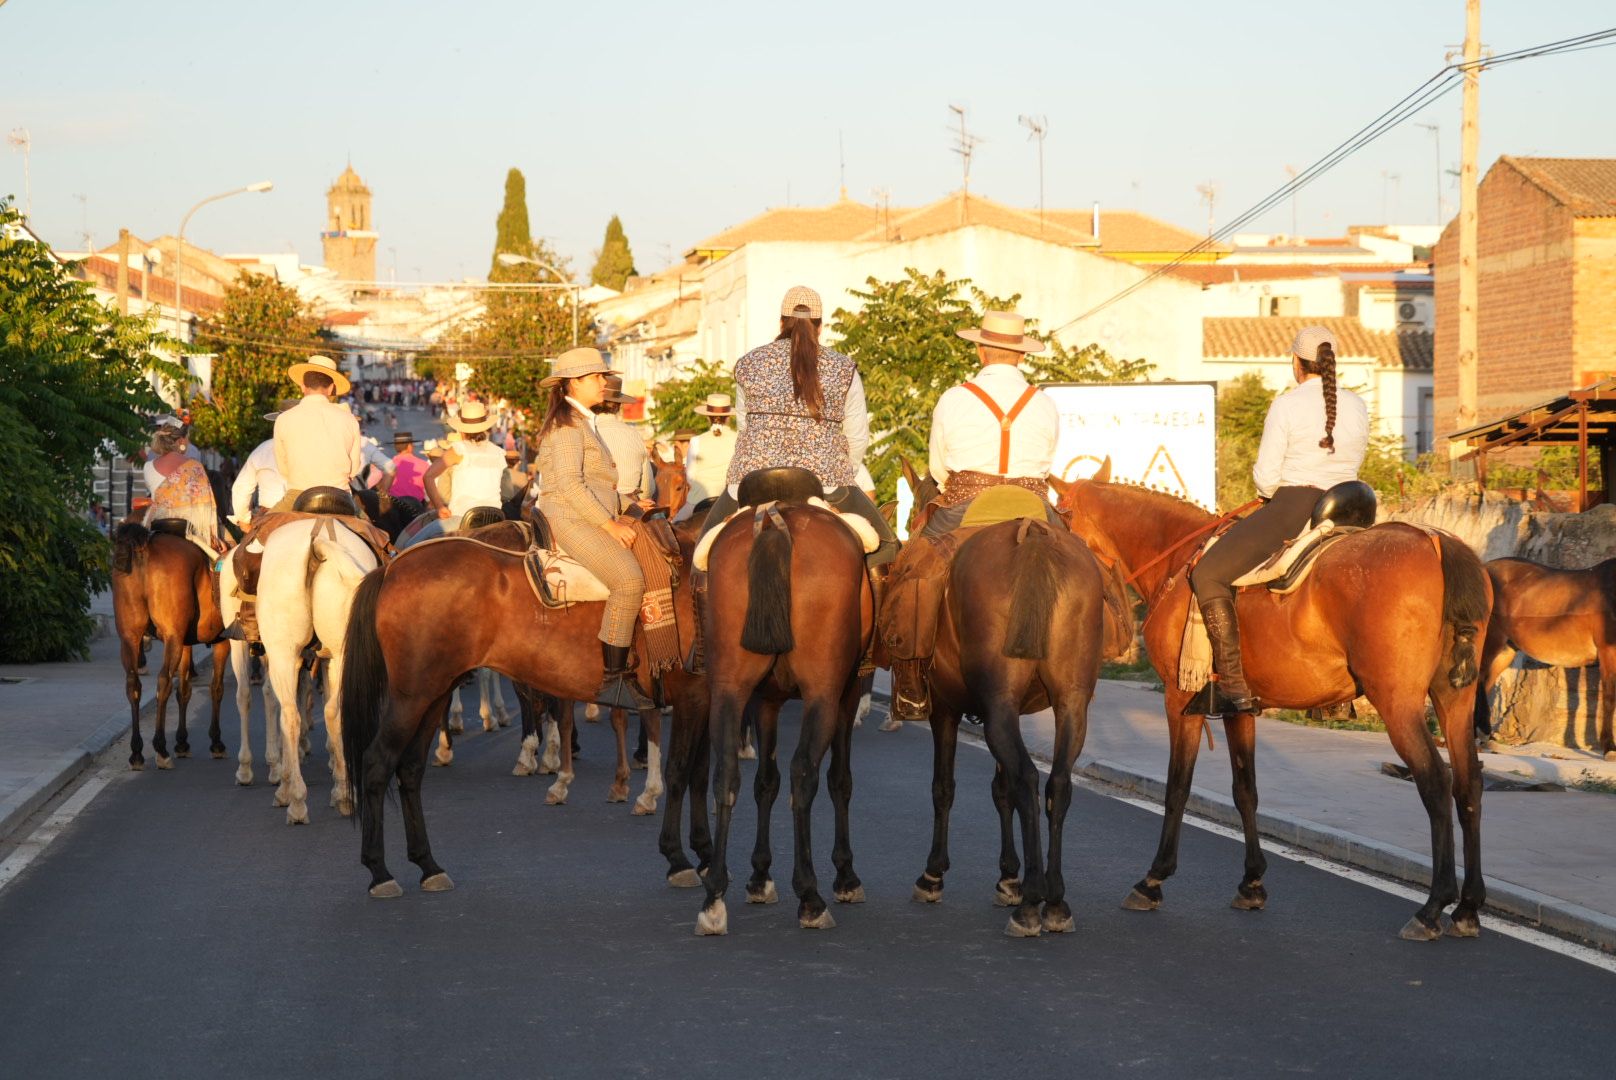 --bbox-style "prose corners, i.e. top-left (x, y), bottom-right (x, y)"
top-left (257, 517), bottom-right (383, 824)
top-left (695, 482), bottom-right (873, 936)
top-left (649, 443), bottom-right (690, 521)
top-left (890, 463), bottom-right (1112, 936)
top-left (1476, 557), bottom-right (1616, 759)
top-left (220, 553), bottom-right (315, 786)
top-left (338, 526), bottom-right (696, 898)
top-left (110, 521), bottom-right (229, 770)
top-left (1051, 464), bottom-right (1493, 940)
